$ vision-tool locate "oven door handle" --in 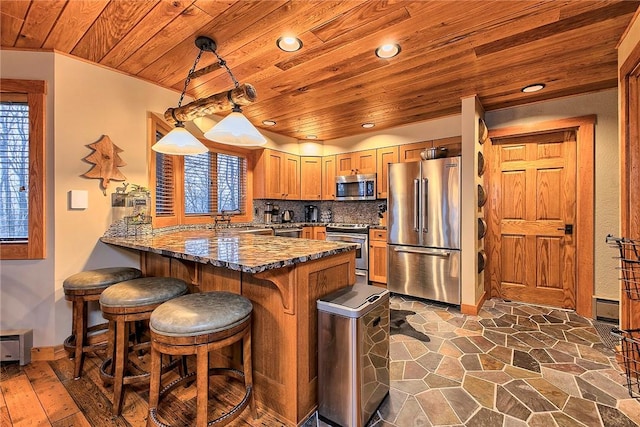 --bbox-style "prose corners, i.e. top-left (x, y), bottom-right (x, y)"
top-left (355, 270), bottom-right (367, 277)
top-left (326, 233), bottom-right (368, 241)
